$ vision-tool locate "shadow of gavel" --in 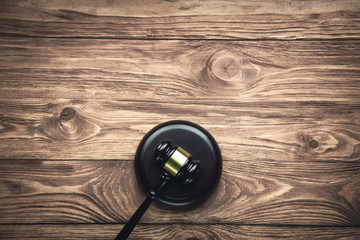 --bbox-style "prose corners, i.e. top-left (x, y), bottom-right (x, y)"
top-left (115, 140), bottom-right (201, 240)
